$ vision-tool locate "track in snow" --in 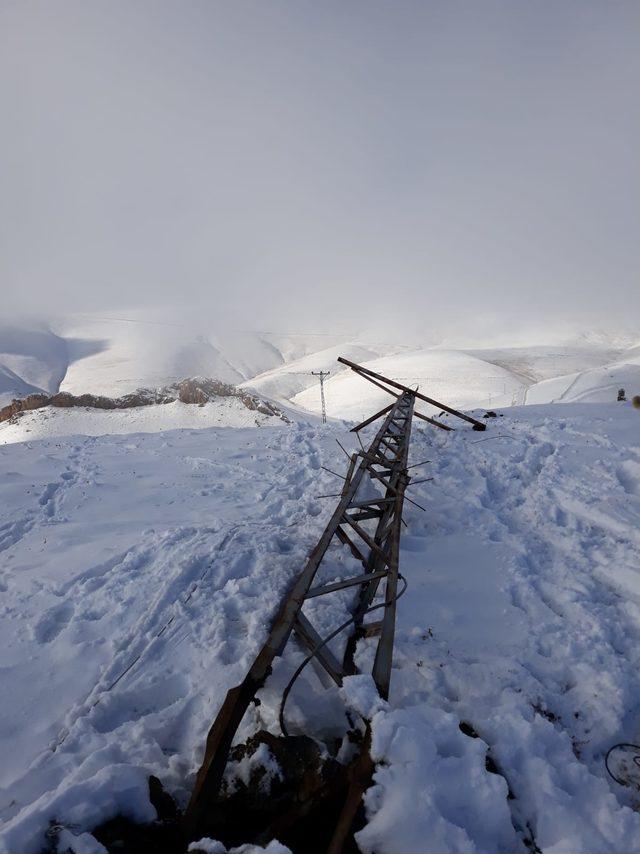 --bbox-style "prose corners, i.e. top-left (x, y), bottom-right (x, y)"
top-left (2, 403), bottom-right (640, 852)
